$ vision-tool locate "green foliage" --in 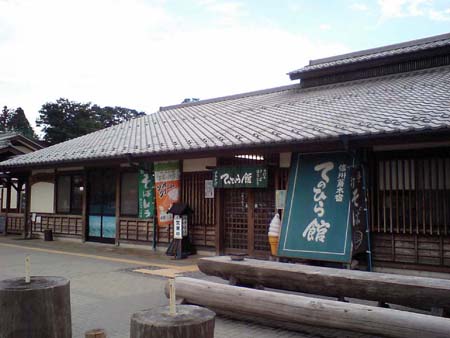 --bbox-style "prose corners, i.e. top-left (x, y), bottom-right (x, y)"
top-left (0, 105), bottom-right (37, 139)
top-left (36, 98), bottom-right (146, 144)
